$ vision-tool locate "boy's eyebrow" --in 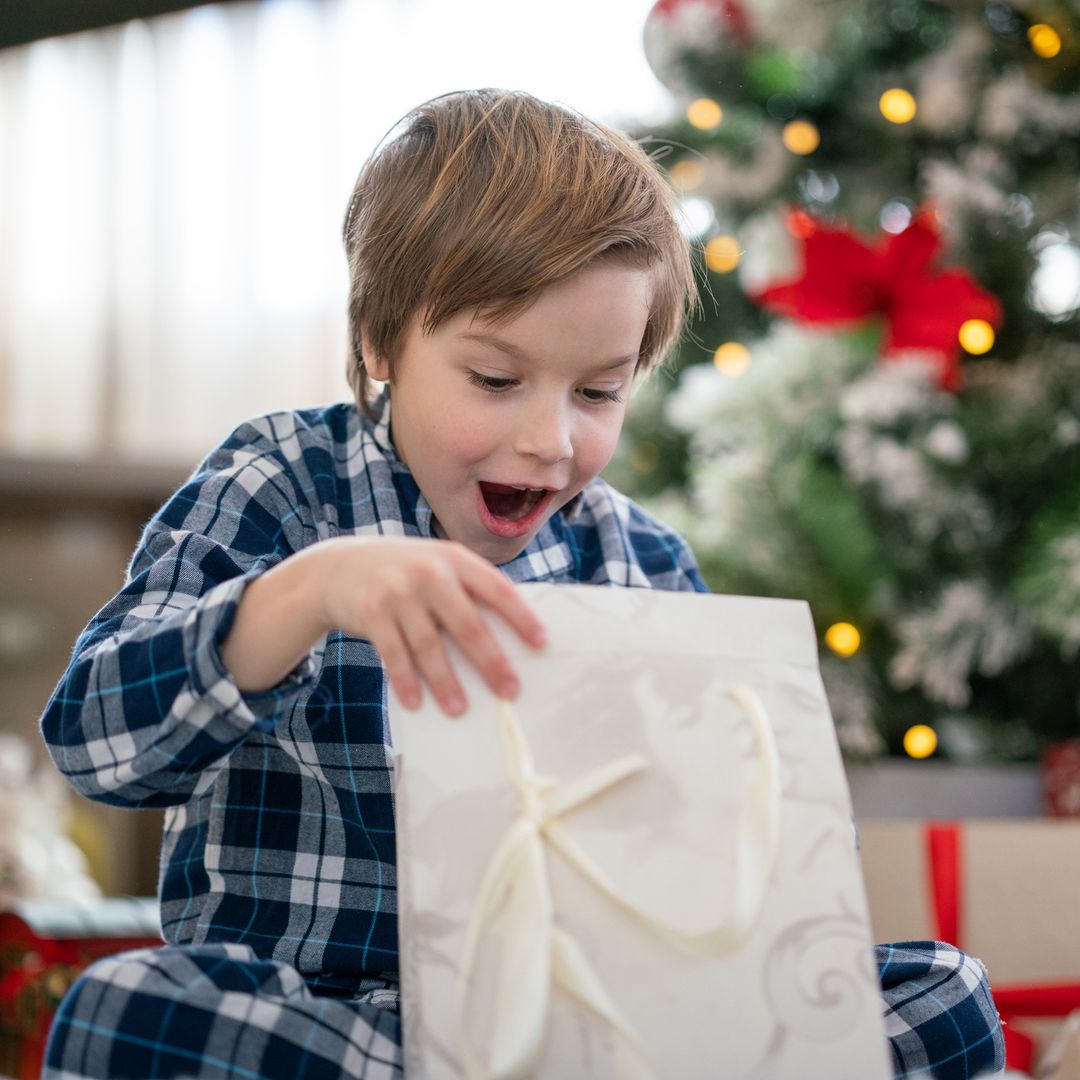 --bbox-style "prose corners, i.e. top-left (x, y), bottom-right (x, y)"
top-left (458, 332), bottom-right (637, 370)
